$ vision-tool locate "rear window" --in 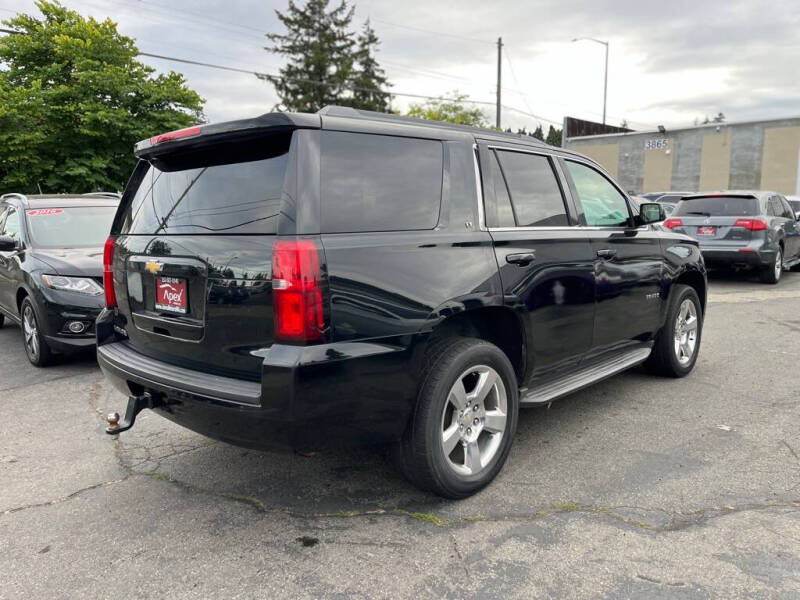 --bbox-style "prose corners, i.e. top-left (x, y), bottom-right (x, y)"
top-left (673, 196), bottom-right (759, 217)
top-left (119, 135), bottom-right (291, 235)
top-left (25, 206), bottom-right (117, 248)
top-left (321, 131), bottom-right (443, 233)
